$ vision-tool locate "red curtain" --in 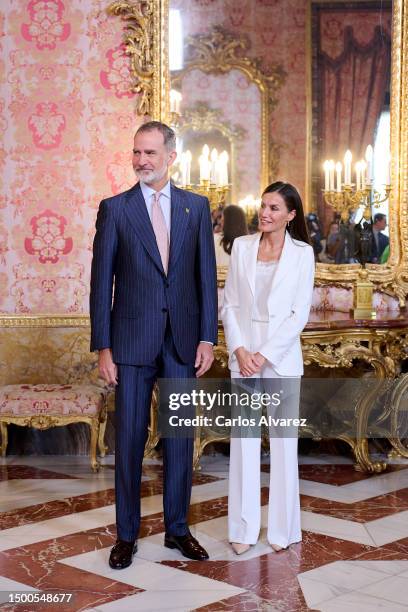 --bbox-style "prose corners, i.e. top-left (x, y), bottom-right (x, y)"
top-left (316, 25), bottom-right (391, 233)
